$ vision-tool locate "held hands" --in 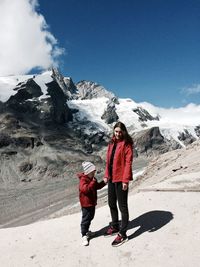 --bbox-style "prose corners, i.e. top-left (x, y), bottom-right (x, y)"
top-left (103, 177), bottom-right (108, 184)
top-left (122, 182), bottom-right (128, 191)
top-left (102, 178), bottom-right (128, 189)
